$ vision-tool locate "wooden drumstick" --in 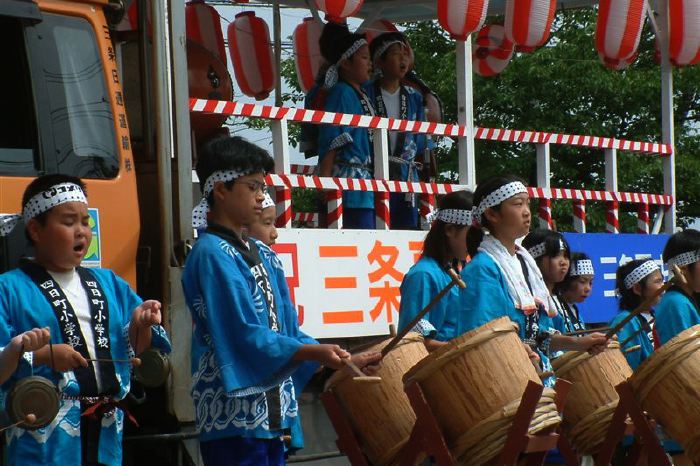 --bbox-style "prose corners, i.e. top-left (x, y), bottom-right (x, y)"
top-left (342, 358), bottom-right (381, 383)
top-left (87, 357), bottom-right (142, 366)
top-left (618, 317), bottom-right (656, 349)
top-left (605, 264), bottom-right (685, 340)
top-left (623, 345), bottom-right (642, 355)
top-left (0, 413), bottom-right (36, 433)
top-left (380, 268), bottom-right (466, 359)
top-left (563, 326), bottom-right (611, 337)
